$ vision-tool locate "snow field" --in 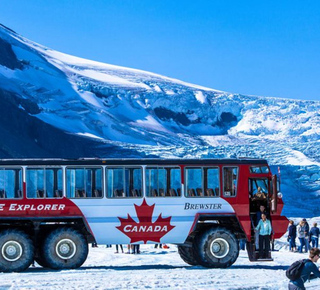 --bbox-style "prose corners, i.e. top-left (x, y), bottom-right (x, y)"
top-left (1, 241), bottom-right (320, 290)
